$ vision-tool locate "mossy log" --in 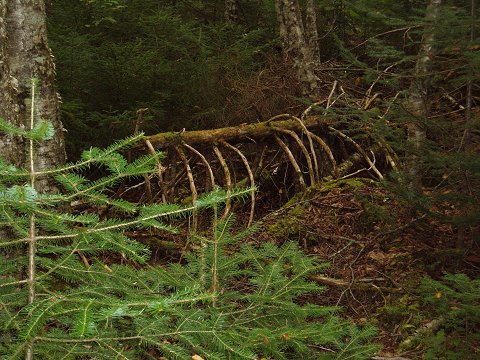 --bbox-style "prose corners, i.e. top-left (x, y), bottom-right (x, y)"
top-left (144, 116), bottom-right (326, 148)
